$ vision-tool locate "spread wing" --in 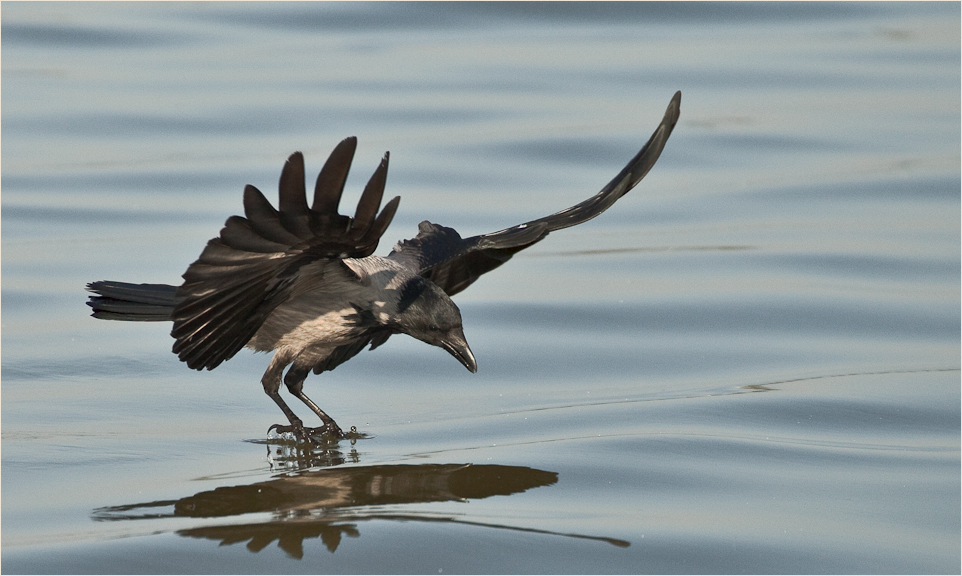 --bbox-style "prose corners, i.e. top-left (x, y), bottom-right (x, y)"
top-left (171, 137), bottom-right (400, 370)
top-left (388, 90), bottom-right (681, 296)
